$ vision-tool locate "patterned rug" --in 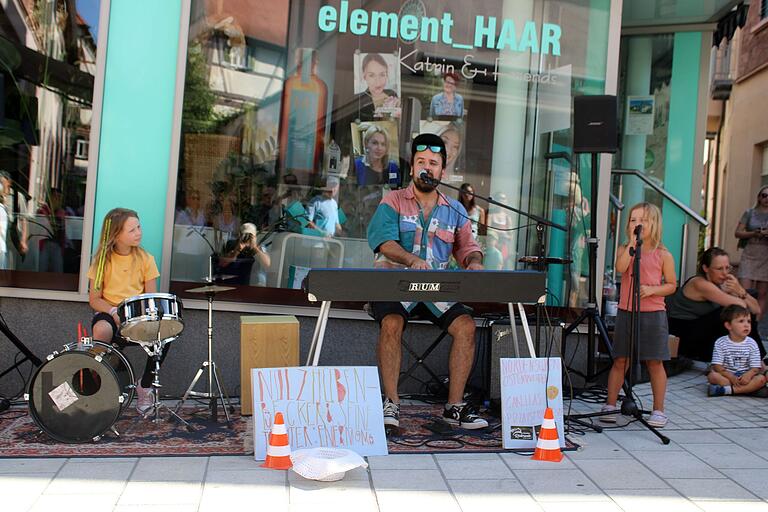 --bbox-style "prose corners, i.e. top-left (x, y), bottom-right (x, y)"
top-left (0, 405), bottom-right (252, 458)
top-left (0, 404), bottom-right (576, 458)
